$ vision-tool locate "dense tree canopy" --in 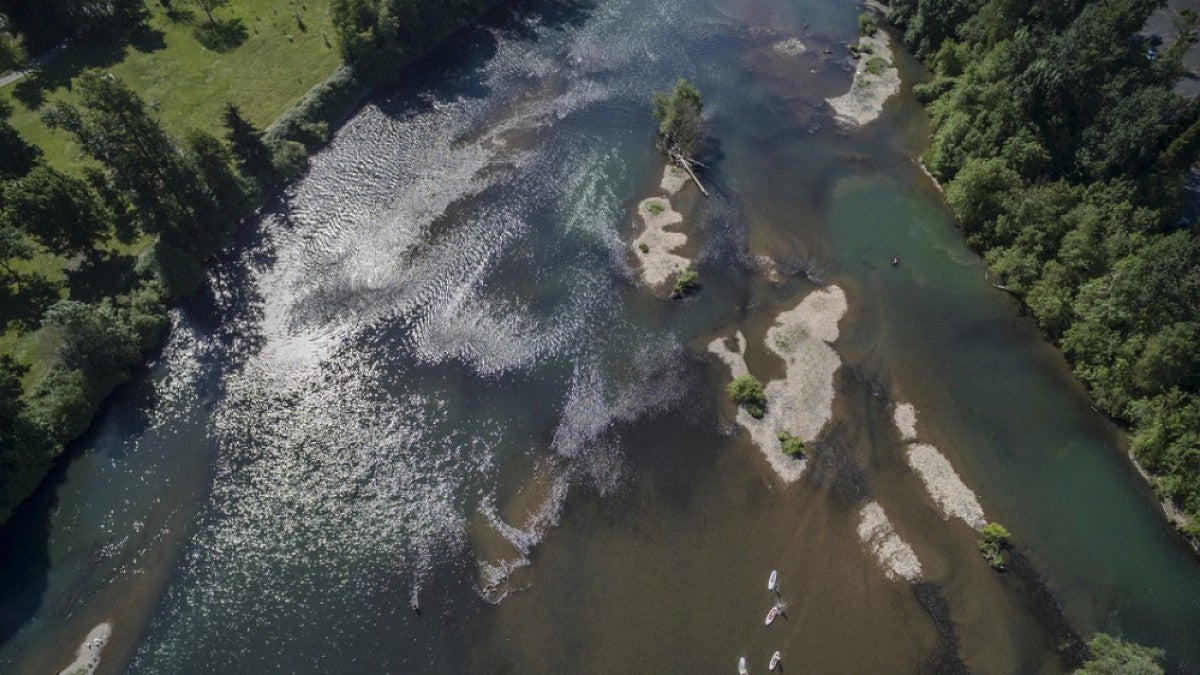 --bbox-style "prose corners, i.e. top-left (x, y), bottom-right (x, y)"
top-left (2, 165), bottom-right (110, 256)
top-left (43, 71), bottom-right (241, 256)
top-left (1076, 633), bottom-right (1165, 675)
top-left (895, 0), bottom-right (1200, 535)
top-left (0, 0), bottom-right (147, 51)
top-left (330, 0), bottom-right (498, 82)
top-left (652, 78), bottom-right (704, 161)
